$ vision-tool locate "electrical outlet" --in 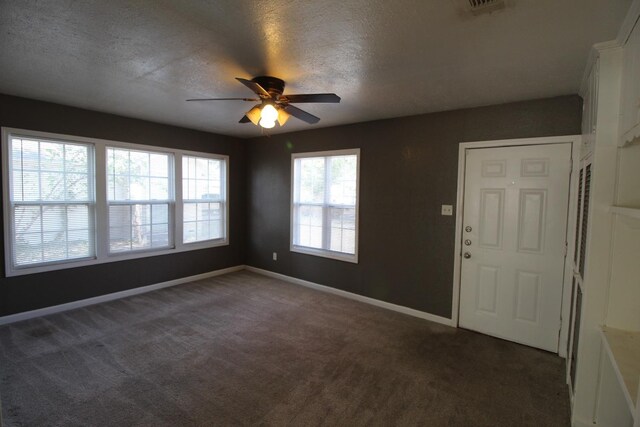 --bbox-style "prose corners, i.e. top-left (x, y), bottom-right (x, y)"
top-left (272, 252), bottom-right (277, 261)
top-left (441, 205), bottom-right (453, 216)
